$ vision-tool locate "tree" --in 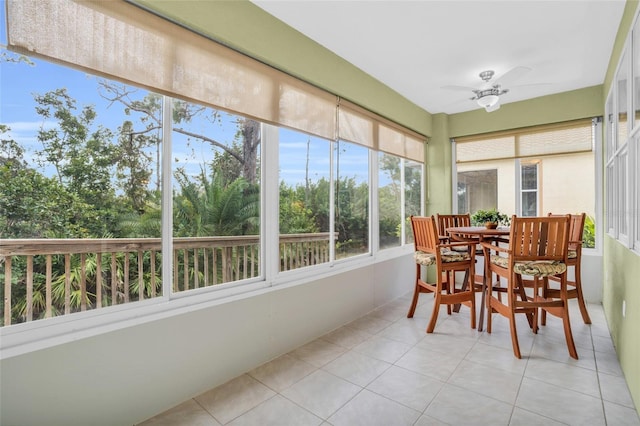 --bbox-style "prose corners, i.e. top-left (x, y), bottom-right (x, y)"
top-left (116, 121), bottom-right (154, 212)
top-left (34, 88), bottom-right (120, 235)
top-left (0, 125), bottom-right (94, 238)
top-left (98, 81), bottom-right (261, 184)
